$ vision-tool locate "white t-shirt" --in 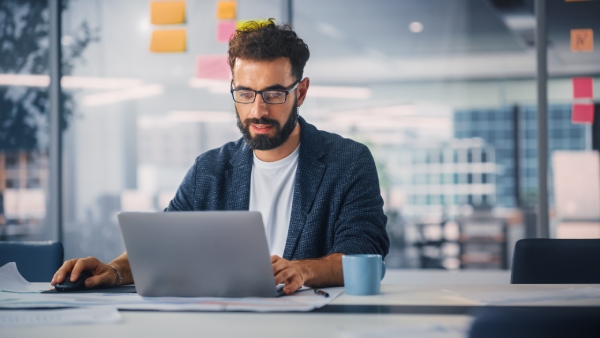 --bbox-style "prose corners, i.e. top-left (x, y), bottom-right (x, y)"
top-left (249, 145), bottom-right (300, 257)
